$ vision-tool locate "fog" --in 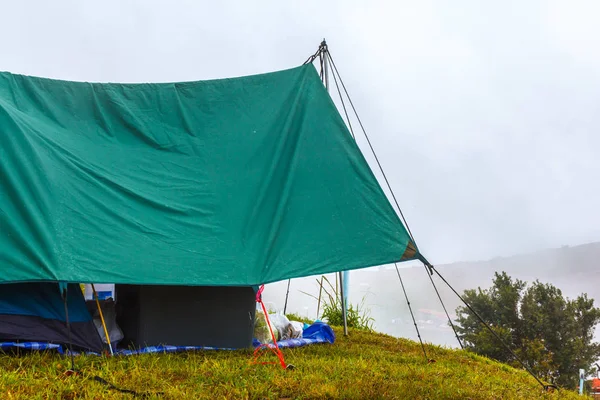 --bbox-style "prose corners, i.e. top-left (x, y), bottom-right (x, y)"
top-left (2, 1), bottom-right (600, 344)
top-left (262, 267), bottom-right (462, 347)
top-left (2, 1), bottom-right (599, 265)
top-left (264, 241), bottom-right (600, 347)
